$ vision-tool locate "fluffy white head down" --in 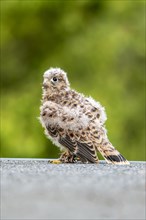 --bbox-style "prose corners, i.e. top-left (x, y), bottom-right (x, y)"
top-left (43, 67), bottom-right (70, 87)
top-left (43, 67), bottom-right (66, 77)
